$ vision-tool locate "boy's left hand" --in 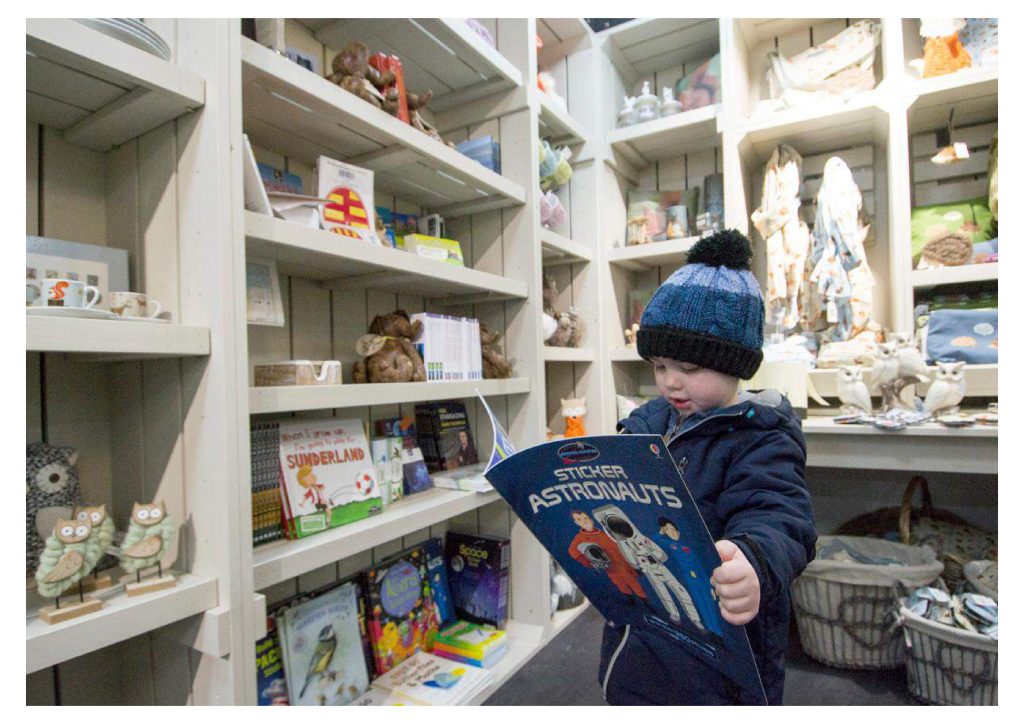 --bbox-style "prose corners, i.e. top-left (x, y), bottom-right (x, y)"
top-left (712, 540), bottom-right (761, 625)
